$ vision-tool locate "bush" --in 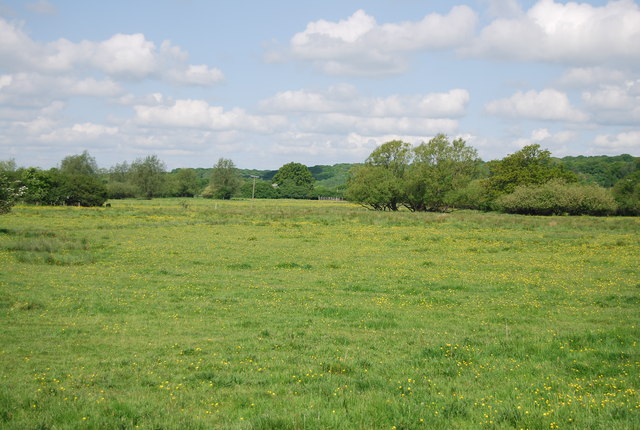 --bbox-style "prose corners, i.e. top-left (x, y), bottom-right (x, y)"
top-left (496, 181), bottom-right (617, 216)
top-left (0, 173), bottom-right (24, 214)
top-left (446, 179), bottom-right (494, 211)
top-left (106, 181), bottom-right (138, 199)
top-left (61, 175), bottom-right (108, 207)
